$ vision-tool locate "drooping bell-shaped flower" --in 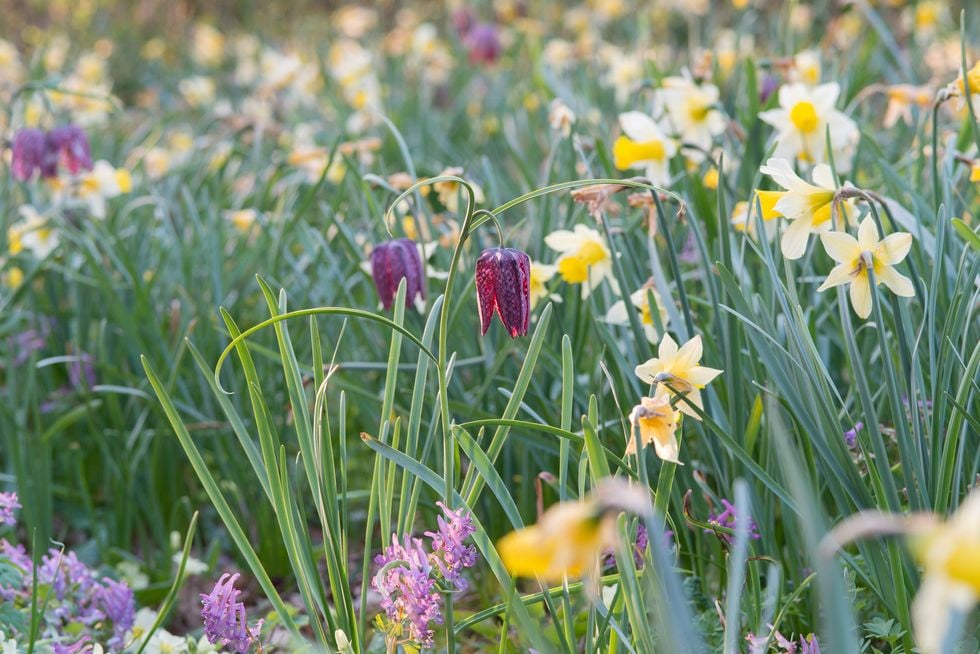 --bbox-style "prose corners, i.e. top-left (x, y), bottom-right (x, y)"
top-left (11, 128), bottom-right (48, 181)
top-left (370, 238), bottom-right (425, 310)
top-left (46, 125), bottom-right (93, 175)
top-left (466, 23), bottom-right (502, 65)
top-left (475, 247), bottom-right (530, 337)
